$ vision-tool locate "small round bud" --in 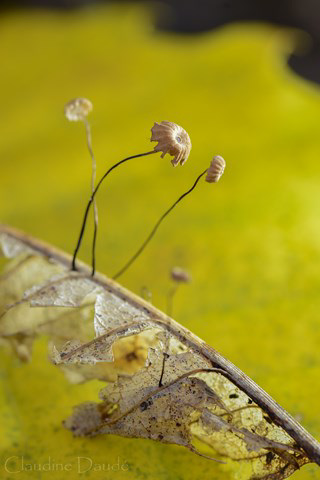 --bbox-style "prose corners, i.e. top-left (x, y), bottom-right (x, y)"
top-left (64, 97), bottom-right (93, 122)
top-left (151, 121), bottom-right (192, 167)
top-left (206, 155), bottom-right (226, 183)
top-left (171, 267), bottom-right (191, 283)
